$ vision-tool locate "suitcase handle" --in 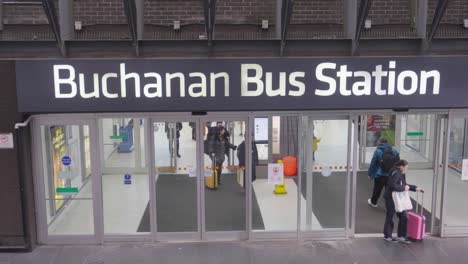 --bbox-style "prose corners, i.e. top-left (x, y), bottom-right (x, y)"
top-left (415, 191), bottom-right (424, 215)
